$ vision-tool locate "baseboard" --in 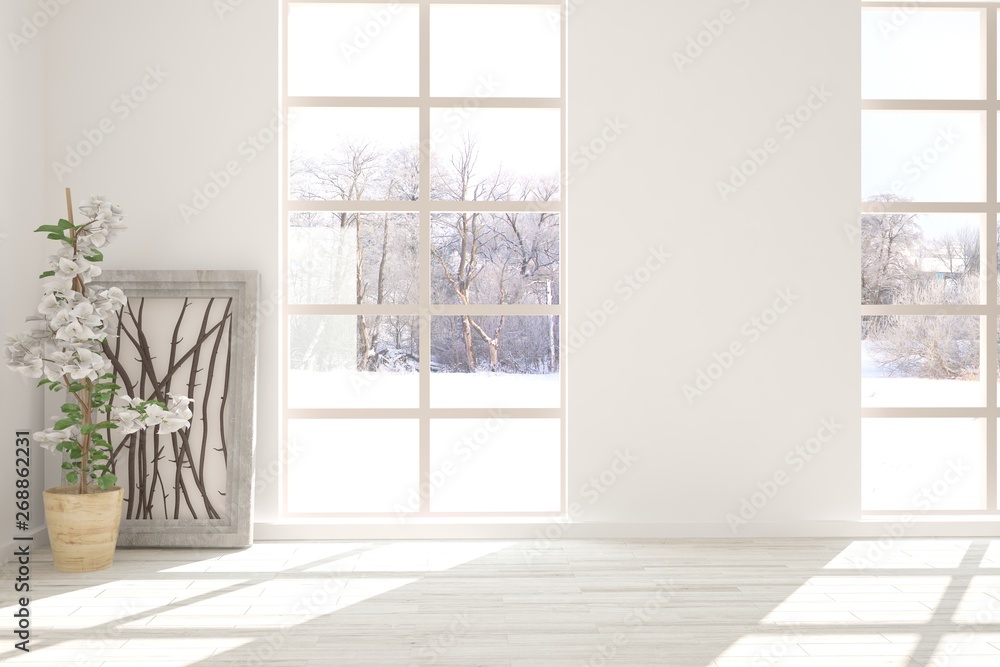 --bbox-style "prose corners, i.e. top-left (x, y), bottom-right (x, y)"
top-left (253, 519), bottom-right (1000, 541)
top-left (0, 526), bottom-right (48, 565)
top-left (6, 521), bottom-right (995, 549)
